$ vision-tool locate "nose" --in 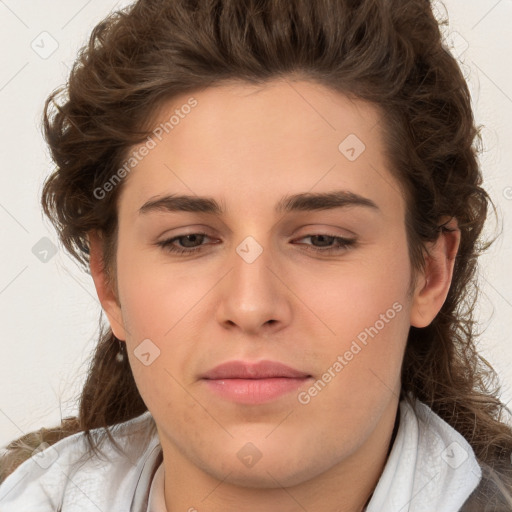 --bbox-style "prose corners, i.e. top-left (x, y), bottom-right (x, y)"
top-left (215, 236), bottom-right (292, 337)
